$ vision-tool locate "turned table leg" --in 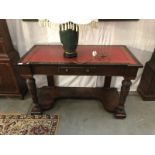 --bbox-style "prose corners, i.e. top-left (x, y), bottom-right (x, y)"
top-left (114, 78), bottom-right (132, 119)
top-left (47, 75), bottom-right (55, 87)
top-left (27, 77), bottom-right (42, 115)
top-left (104, 76), bottom-right (112, 88)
